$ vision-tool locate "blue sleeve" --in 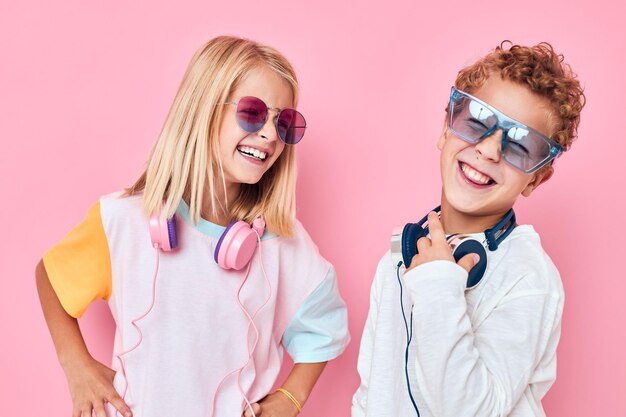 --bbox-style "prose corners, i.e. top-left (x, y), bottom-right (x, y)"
top-left (282, 267), bottom-right (350, 363)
